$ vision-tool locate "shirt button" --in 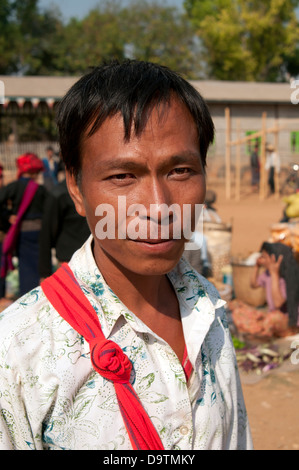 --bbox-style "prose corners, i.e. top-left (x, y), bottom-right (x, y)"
top-left (179, 425), bottom-right (189, 436)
